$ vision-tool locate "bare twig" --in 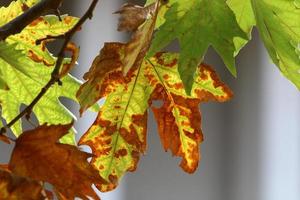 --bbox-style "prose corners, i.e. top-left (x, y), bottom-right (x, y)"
top-left (0, 0), bottom-right (64, 41)
top-left (0, 0), bottom-right (99, 135)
